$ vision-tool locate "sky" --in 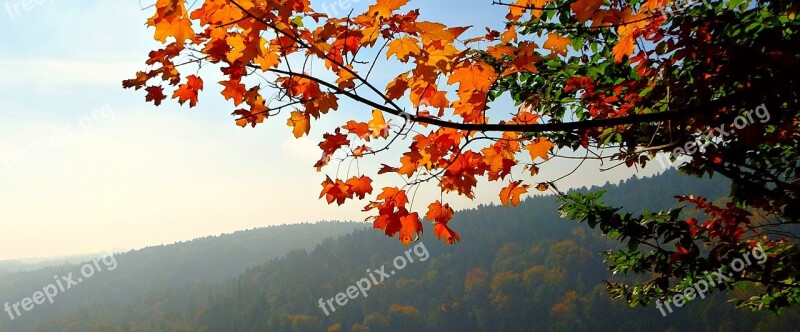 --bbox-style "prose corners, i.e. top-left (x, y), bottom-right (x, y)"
top-left (0, 0), bottom-right (660, 261)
